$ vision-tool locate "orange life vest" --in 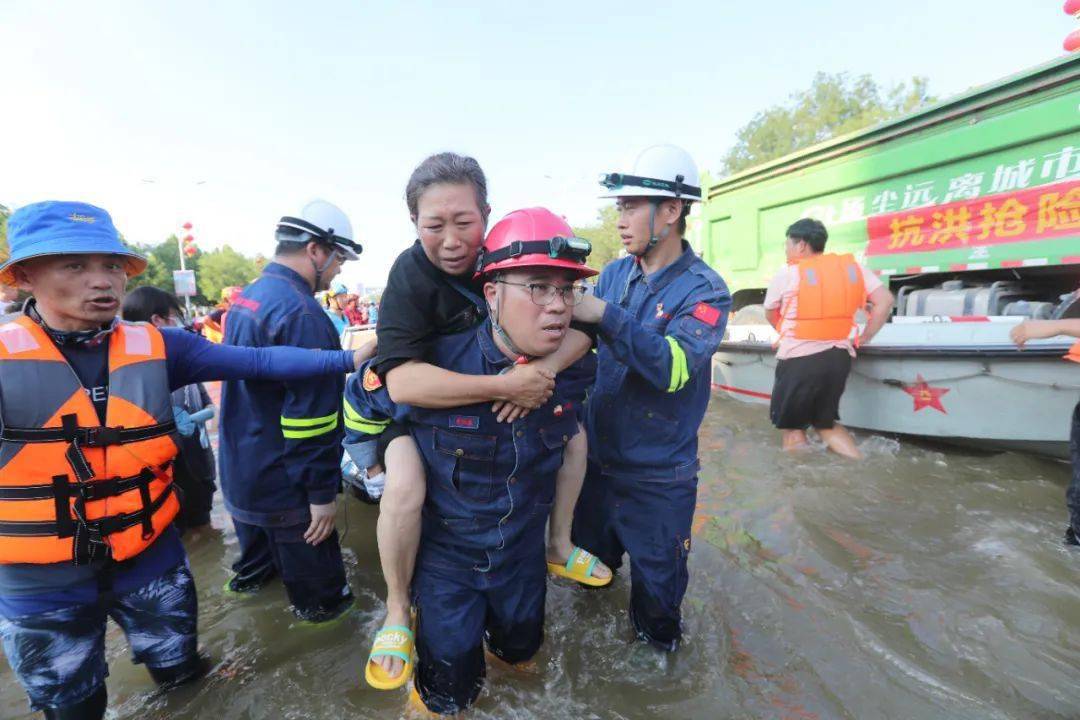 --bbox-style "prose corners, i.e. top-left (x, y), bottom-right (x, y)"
top-left (1066, 341), bottom-right (1080, 364)
top-left (789, 253), bottom-right (867, 341)
top-left (0, 316), bottom-right (179, 565)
